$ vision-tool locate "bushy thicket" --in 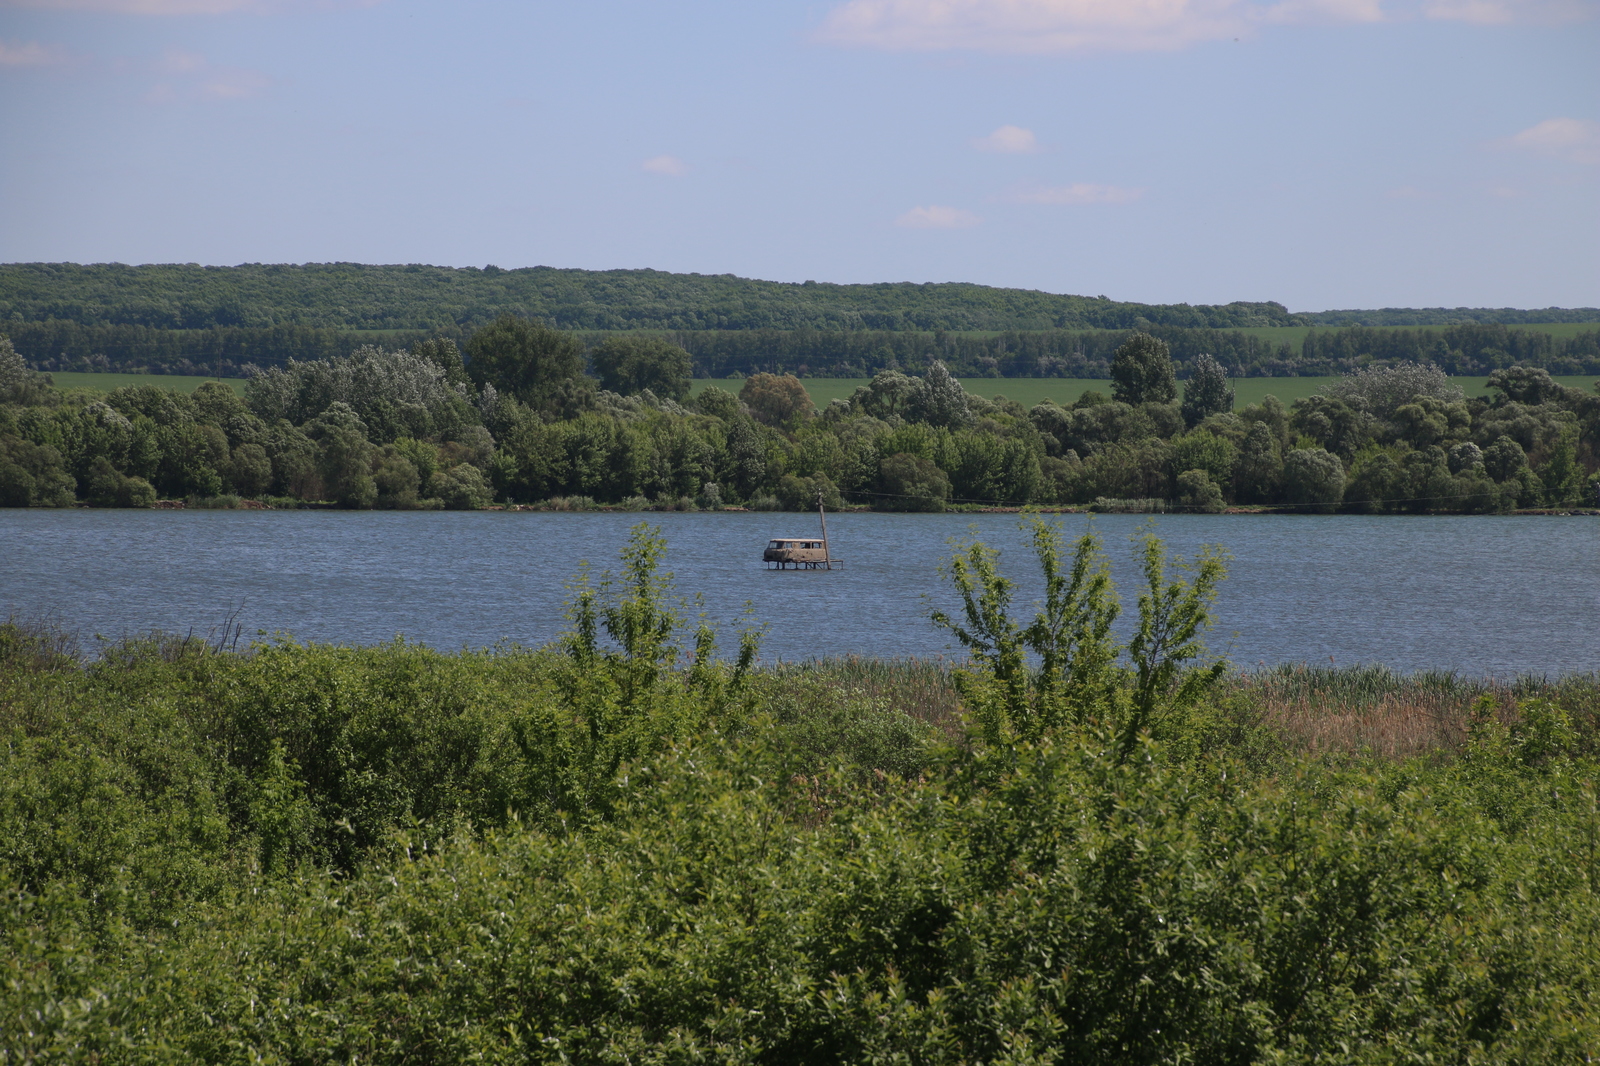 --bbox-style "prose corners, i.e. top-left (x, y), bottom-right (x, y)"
top-left (12, 318), bottom-right (1600, 383)
top-left (3, 523), bottom-right (1598, 1063)
top-left (667, 321), bottom-right (1600, 380)
top-left (3, 328), bottom-right (1597, 511)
